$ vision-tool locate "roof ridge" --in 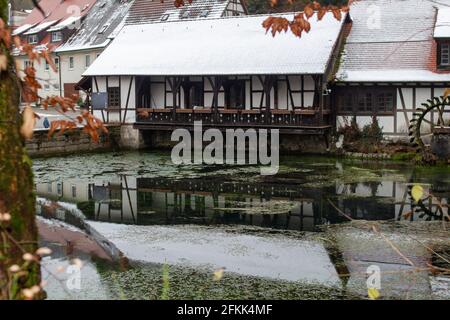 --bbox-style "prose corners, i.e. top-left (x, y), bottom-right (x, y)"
top-left (126, 10), bottom-right (342, 26)
top-left (346, 40), bottom-right (432, 44)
